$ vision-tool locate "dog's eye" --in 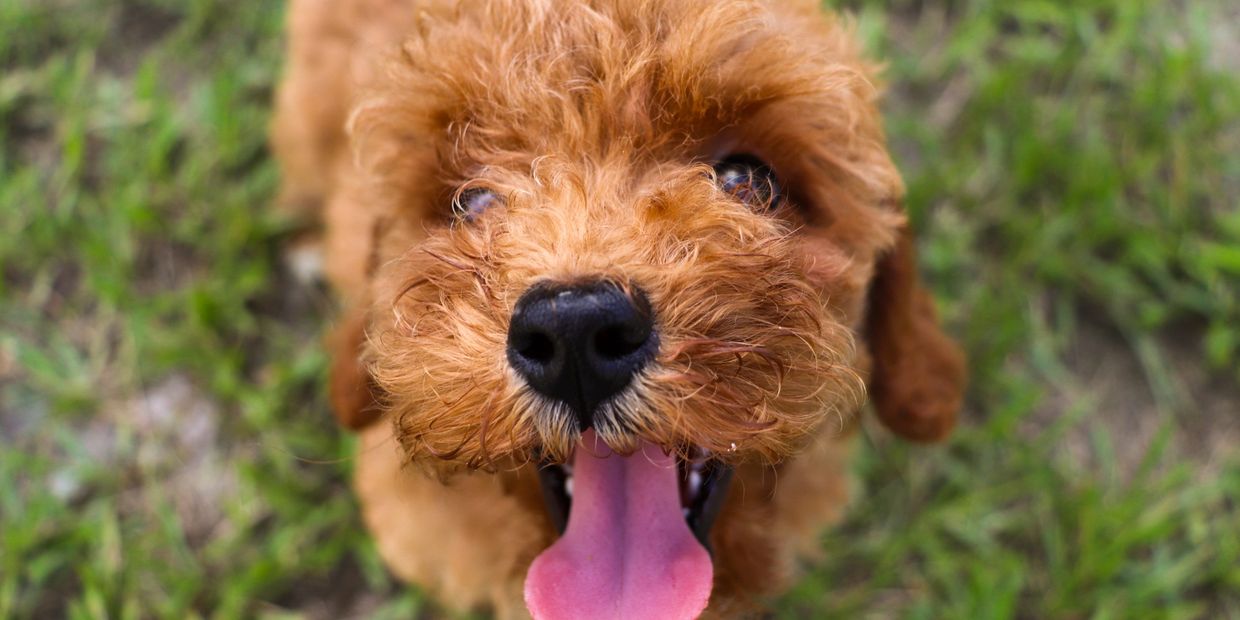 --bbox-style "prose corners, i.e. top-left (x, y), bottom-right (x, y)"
top-left (453, 187), bottom-right (503, 222)
top-left (713, 154), bottom-right (782, 211)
